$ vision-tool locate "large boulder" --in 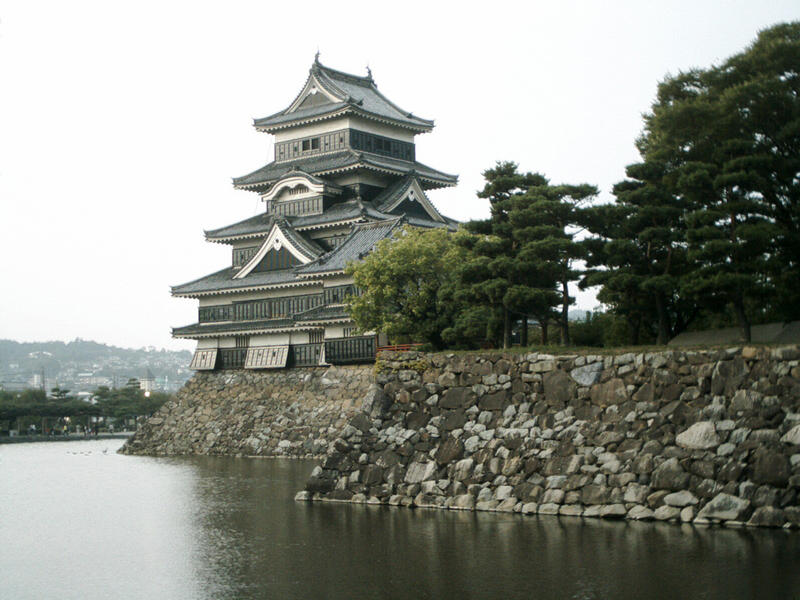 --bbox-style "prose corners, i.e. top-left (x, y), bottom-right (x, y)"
top-left (676, 421), bottom-right (720, 450)
top-left (570, 362), bottom-right (603, 387)
top-left (747, 506), bottom-right (786, 528)
top-left (663, 490), bottom-right (699, 507)
top-left (435, 437), bottom-right (464, 464)
top-left (711, 357), bottom-right (749, 396)
top-left (452, 458), bottom-right (475, 481)
top-left (479, 390), bottom-right (508, 410)
top-left (440, 387), bottom-right (476, 409)
top-left (752, 450), bottom-right (791, 486)
top-left (360, 465), bottom-right (384, 485)
top-left (696, 493), bottom-right (750, 521)
top-left (781, 424), bottom-right (800, 445)
top-left (543, 370), bottom-right (576, 405)
top-left (361, 384), bottom-right (391, 418)
top-left (651, 458), bottom-right (690, 491)
top-left (404, 461), bottom-right (437, 484)
top-left (590, 378), bottom-right (628, 407)
top-left (349, 413), bottom-right (372, 433)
